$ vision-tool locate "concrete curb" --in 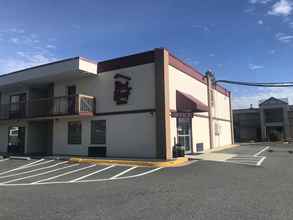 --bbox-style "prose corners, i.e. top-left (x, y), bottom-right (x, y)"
top-left (69, 157), bottom-right (189, 168)
top-left (209, 144), bottom-right (240, 153)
